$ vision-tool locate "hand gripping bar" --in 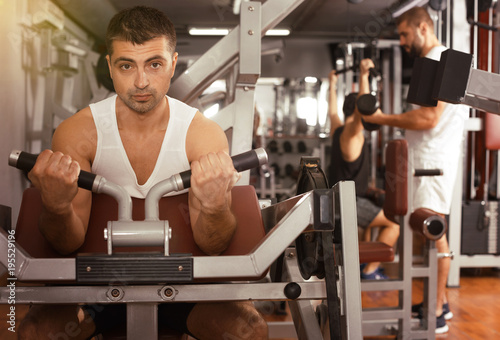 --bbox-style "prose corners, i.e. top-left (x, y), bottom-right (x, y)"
top-left (9, 148), bottom-right (268, 193)
top-left (9, 150), bottom-right (99, 192)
